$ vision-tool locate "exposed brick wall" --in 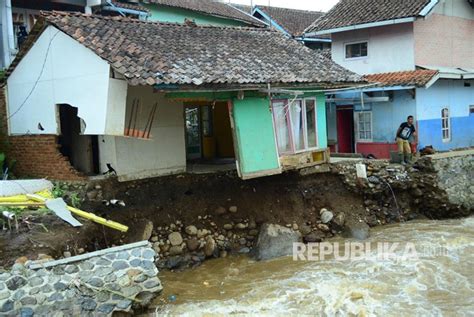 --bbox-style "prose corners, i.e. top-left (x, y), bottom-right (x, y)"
top-left (0, 85), bottom-right (85, 180)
